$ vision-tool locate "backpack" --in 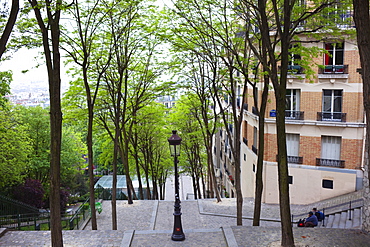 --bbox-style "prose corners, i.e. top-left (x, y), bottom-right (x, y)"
top-left (297, 218), bottom-right (305, 227)
top-left (315, 211), bottom-right (325, 221)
